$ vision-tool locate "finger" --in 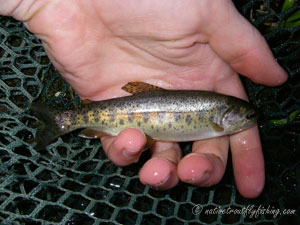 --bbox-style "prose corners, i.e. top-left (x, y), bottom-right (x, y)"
top-left (139, 142), bottom-right (181, 190)
top-left (205, 1), bottom-right (287, 86)
top-left (214, 72), bottom-right (248, 99)
top-left (215, 75), bottom-right (265, 198)
top-left (0, 0), bottom-right (43, 20)
top-left (230, 125), bottom-right (265, 198)
top-left (101, 128), bottom-right (146, 166)
top-left (177, 136), bottom-right (229, 186)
